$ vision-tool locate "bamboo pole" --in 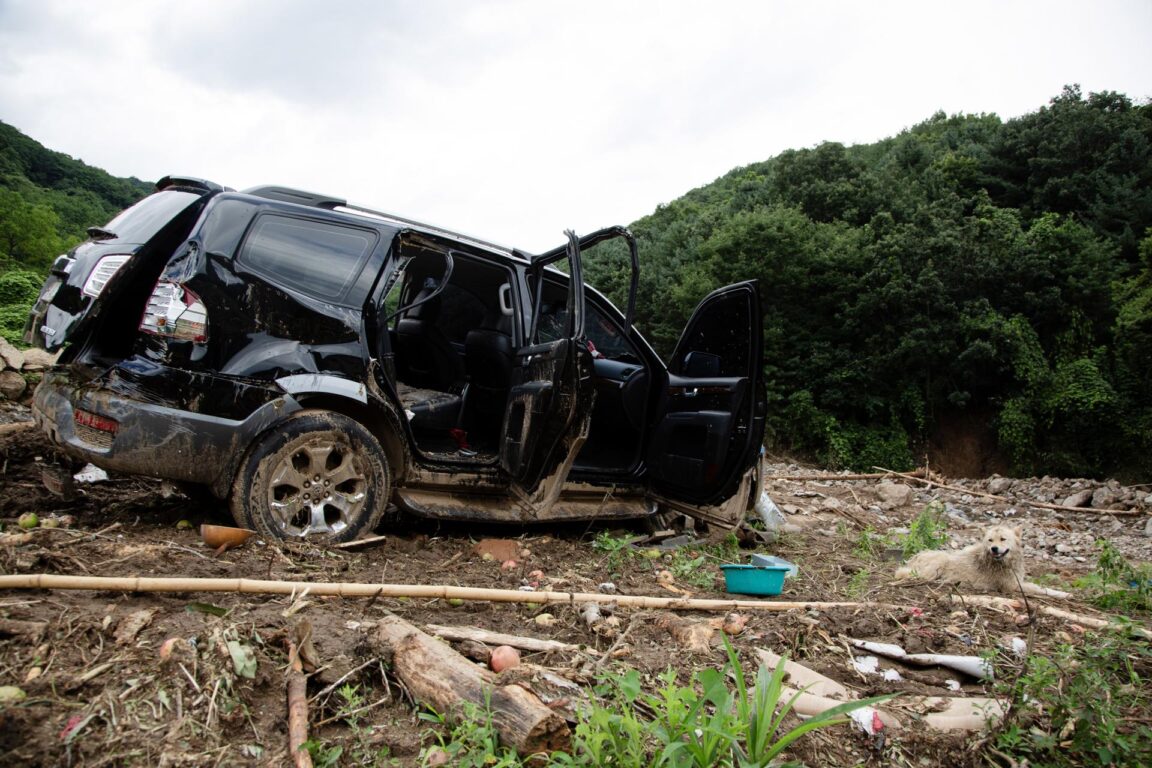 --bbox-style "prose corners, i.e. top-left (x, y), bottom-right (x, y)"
top-left (951, 594), bottom-right (1151, 638)
top-left (0, 573), bottom-right (903, 612)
